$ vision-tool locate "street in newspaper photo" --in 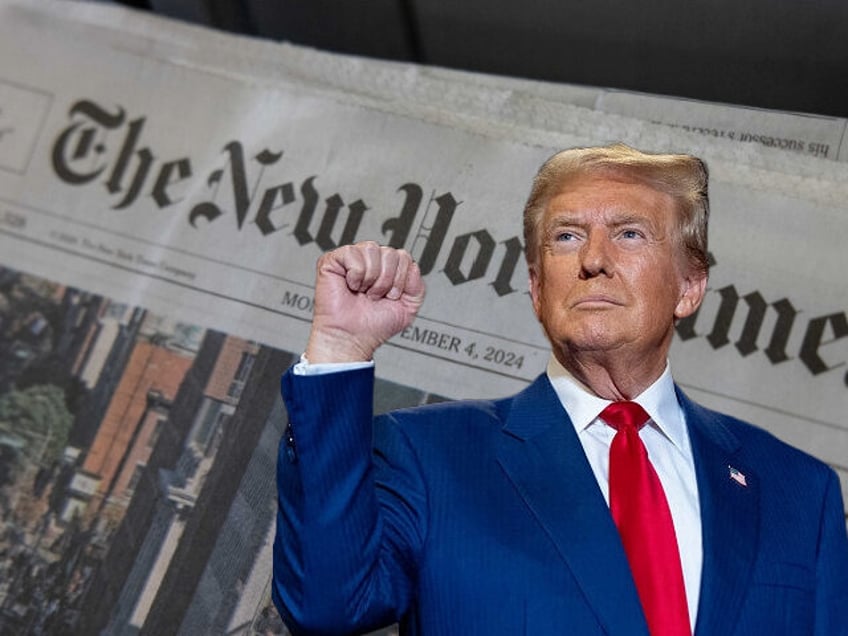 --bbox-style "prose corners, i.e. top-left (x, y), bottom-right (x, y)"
top-left (0, 264), bottom-right (427, 633)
